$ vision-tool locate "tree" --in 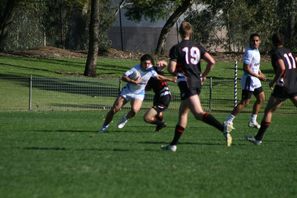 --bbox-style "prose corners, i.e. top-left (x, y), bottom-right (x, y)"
top-left (84, 0), bottom-right (99, 77)
top-left (0, 0), bottom-right (19, 51)
top-left (155, 0), bottom-right (192, 55)
top-left (125, 0), bottom-right (193, 55)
